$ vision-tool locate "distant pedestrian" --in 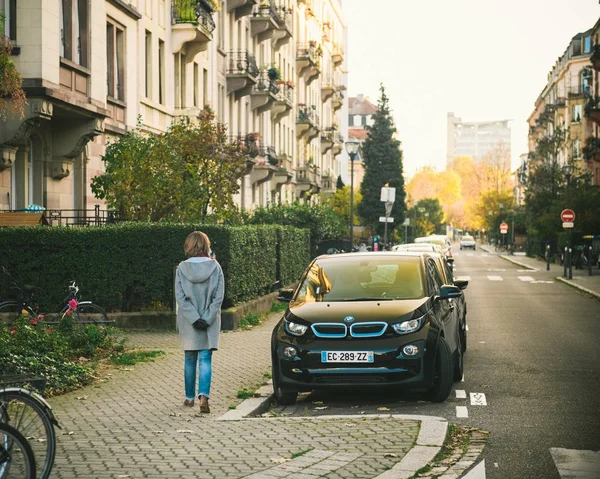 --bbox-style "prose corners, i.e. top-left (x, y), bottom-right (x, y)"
top-left (175, 231), bottom-right (224, 413)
